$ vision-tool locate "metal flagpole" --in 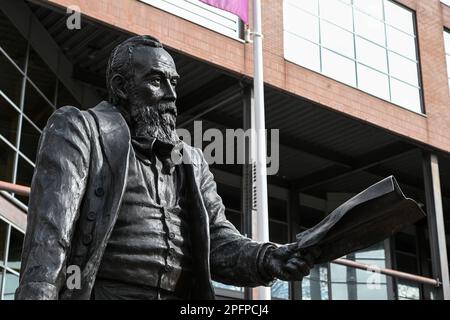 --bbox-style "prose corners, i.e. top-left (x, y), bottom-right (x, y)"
top-left (252, 0), bottom-right (271, 300)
